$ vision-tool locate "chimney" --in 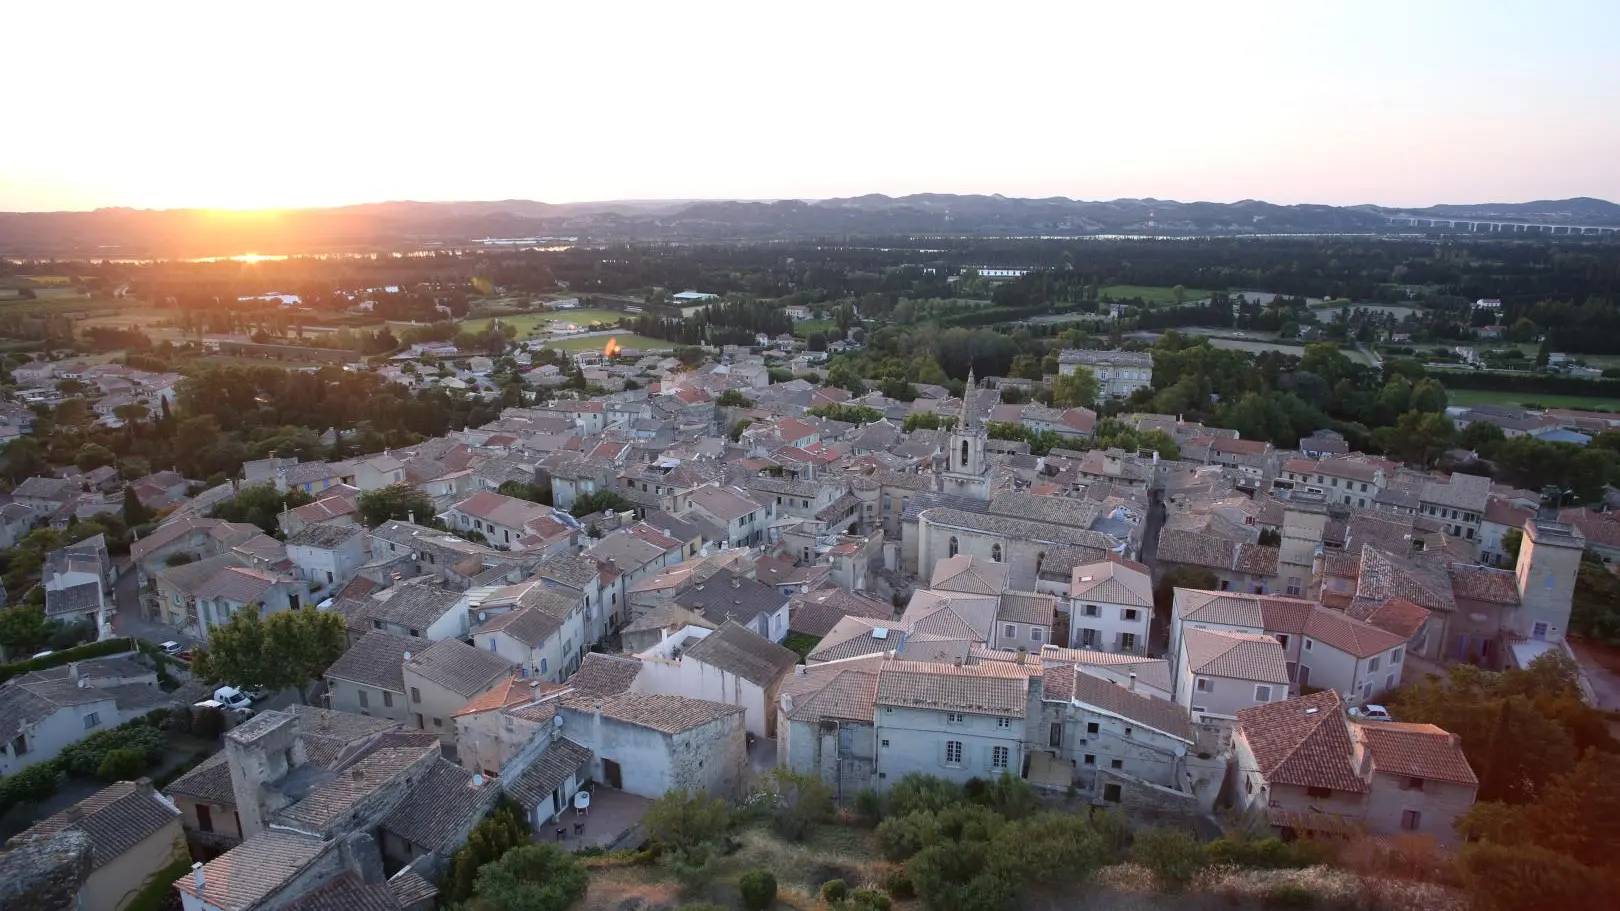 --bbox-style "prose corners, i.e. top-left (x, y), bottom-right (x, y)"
top-left (408, 511), bottom-right (416, 526)
top-left (795, 664), bottom-right (807, 676)
top-left (1128, 673), bottom-right (1138, 692)
top-left (192, 861), bottom-right (205, 890)
top-left (351, 769), bottom-right (365, 782)
top-left (953, 656), bottom-right (964, 667)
